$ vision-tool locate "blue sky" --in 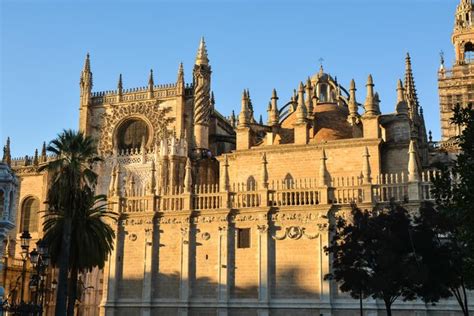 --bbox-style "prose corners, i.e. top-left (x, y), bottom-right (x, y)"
top-left (1, 0), bottom-right (459, 157)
